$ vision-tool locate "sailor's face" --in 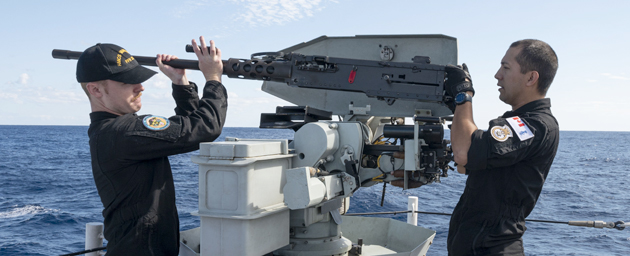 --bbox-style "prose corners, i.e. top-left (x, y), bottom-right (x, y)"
top-left (101, 80), bottom-right (144, 115)
top-left (494, 46), bottom-right (528, 106)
